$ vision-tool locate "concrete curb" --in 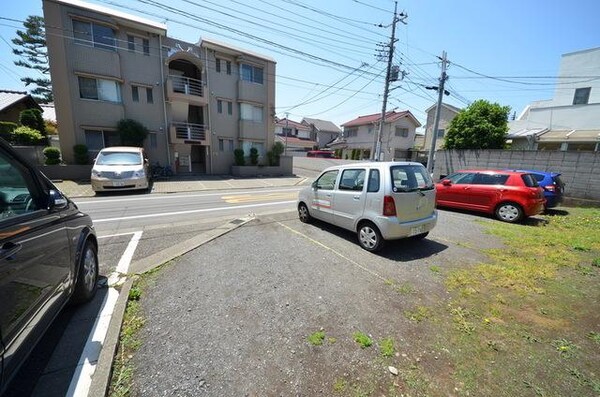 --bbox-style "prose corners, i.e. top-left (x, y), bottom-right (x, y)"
top-left (88, 216), bottom-right (255, 396)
